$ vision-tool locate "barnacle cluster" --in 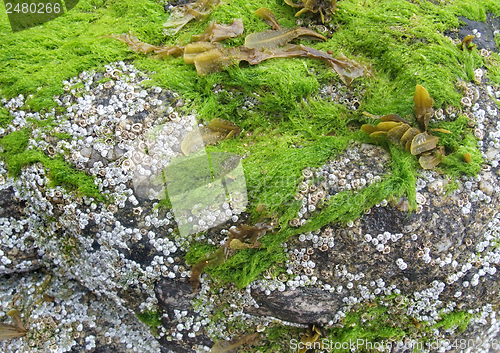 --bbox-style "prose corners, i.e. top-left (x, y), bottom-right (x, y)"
top-left (290, 143), bottom-right (388, 227)
top-left (361, 85), bottom-right (451, 169)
